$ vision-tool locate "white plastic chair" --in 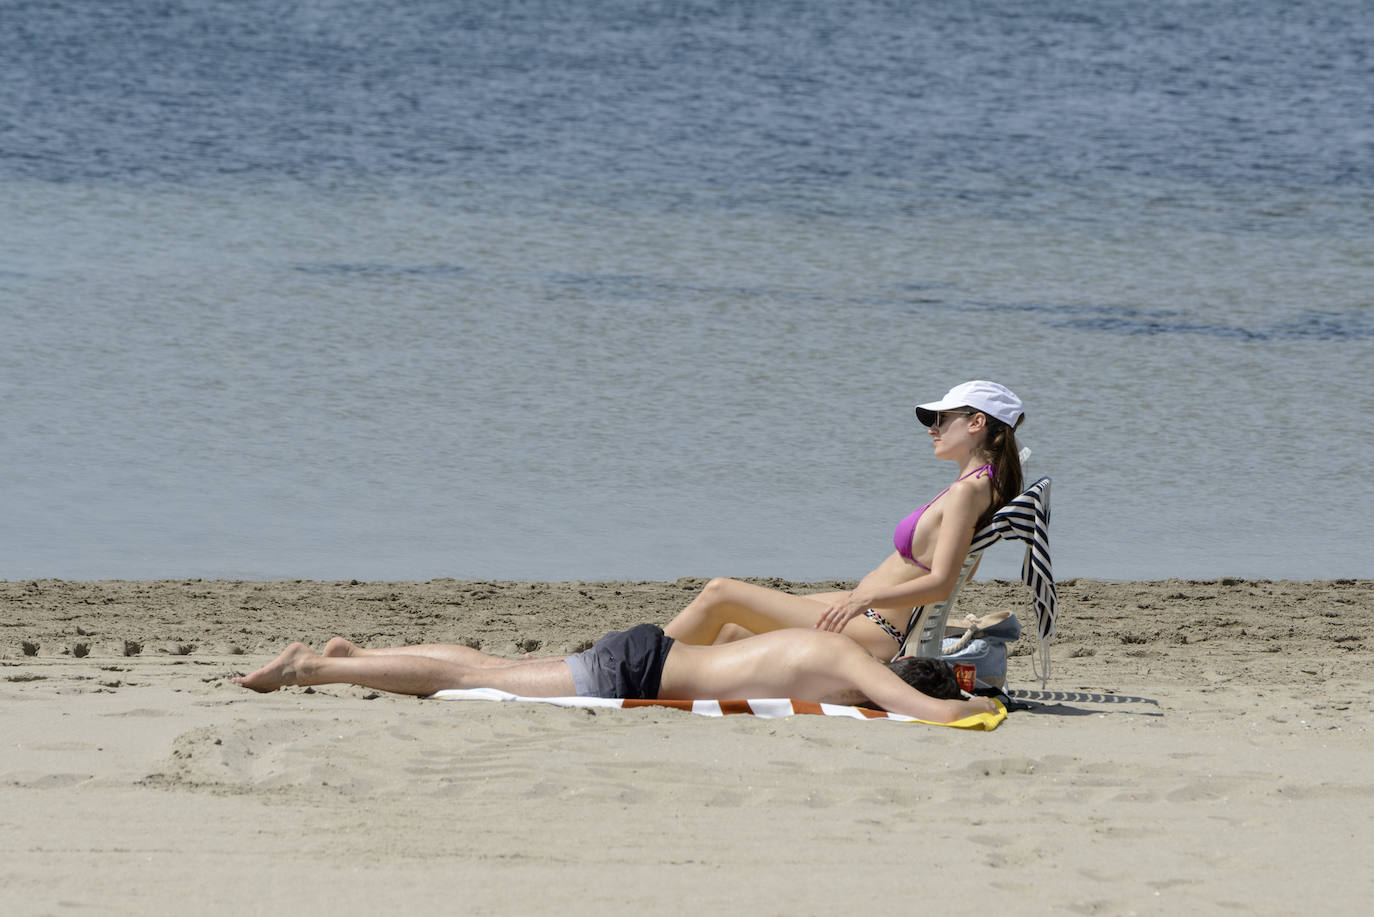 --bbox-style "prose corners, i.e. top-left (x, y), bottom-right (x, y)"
top-left (893, 475), bottom-right (1057, 687)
